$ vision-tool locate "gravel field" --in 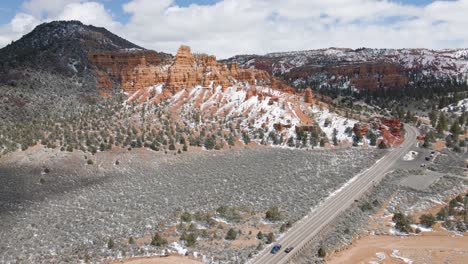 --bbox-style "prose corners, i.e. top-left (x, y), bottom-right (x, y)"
top-left (0, 147), bottom-right (384, 263)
